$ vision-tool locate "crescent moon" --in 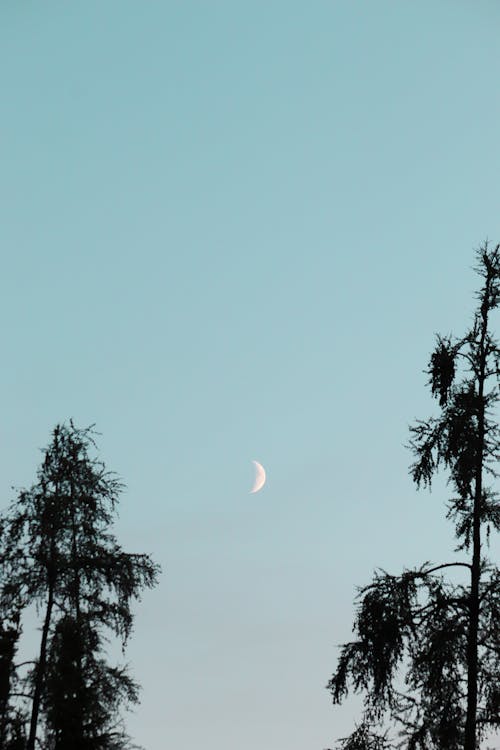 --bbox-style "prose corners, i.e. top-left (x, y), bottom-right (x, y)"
top-left (250, 460), bottom-right (266, 494)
